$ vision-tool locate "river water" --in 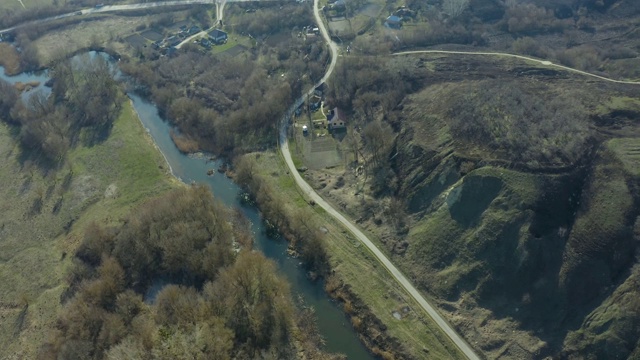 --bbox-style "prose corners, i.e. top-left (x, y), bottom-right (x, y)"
top-left (1, 60), bottom-right (374, 359)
